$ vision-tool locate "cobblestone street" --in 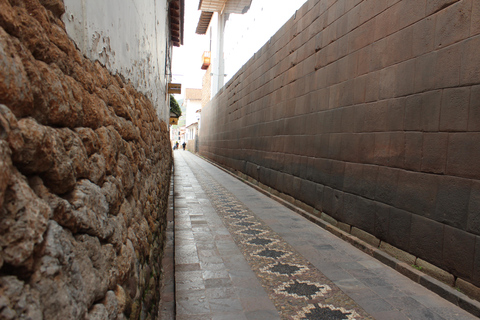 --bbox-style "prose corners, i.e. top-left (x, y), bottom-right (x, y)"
top-left (170, 151), bottom-right (477, 320)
